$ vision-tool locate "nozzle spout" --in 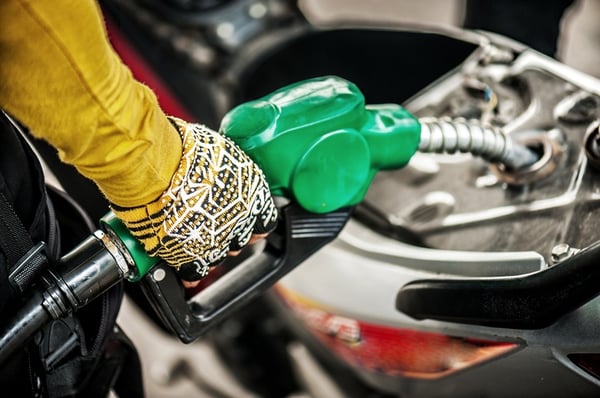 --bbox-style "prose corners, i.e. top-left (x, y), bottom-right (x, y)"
top-left (418, 118), bottom-right (538, 170)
